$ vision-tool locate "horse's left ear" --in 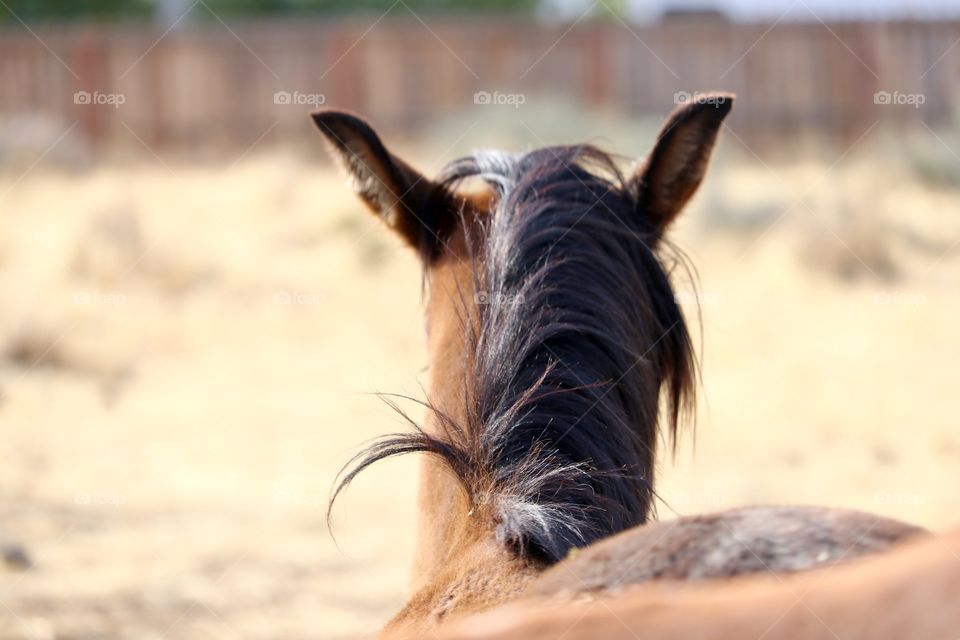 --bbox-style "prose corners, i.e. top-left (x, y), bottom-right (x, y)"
top-left (631, 93), bottom-right (734, 232)
top-left (311, 109), bottom-right (457, 255)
